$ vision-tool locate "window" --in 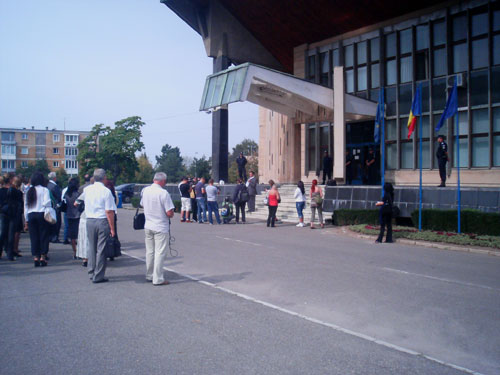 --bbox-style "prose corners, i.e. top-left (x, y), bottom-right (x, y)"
top-left (471, 109), bottom-right (489, 168)
top-left (471, 13), bottom-right (488, 37)
top-left (65, 135), bottom-right (78, 143)
top-left (433, 114), bottom-right (448, 139)
top-left (346, 69), bottom-right (354, 93)
top-left (493, 67), bottom-right (500, 103)
top-left (432, 78), bottom-right (446, 110)
top-left (386, 119), bottom-right (397, 141)
top-left (494, 108), bottom-right (500, 166)
top-left (371, 63), bottom-right (380, 88)
top-left (332, 49), bottom-right (340, 67)
top-left (65, 160), bottom-right (78, 170)
top-left (401, 142), bottom-right (413, 169)
top-left (53, 161), bottom-right (59, 168)
top-left (416, 24), bottom-right (429, 50)
top-left (53, 134), bottom-right (60, 142)
top-left (386, 60), bottom-right (397, 85)
top-left (472, 38), bottom-right (488, 70)
top-left (308, 126), bottom-right (316, 171)
top-left (453, 112), bottom-right (469, 168)
top-left (1, 132), bottom-right (15, 142)
top-left (415, 51), bottom-right (428, 81)
top-left (357, 41), bottom-right (367, 65)
top-left (21, 161), bottom-right (28, 168)
top-left (452, 15), bottom-right (467, 42)
top-left (399, 29), bottom-right (412, 55)
top-left (1, 144), bottom-right (15, 155)
top-left (320, 52), bottom-right (329, 86)
top-left (400, 56), bottom-right (413, 83)
top-left (472, 109), bottom-right (489, 134)
top-left (470, 70), bottom-right (488, 106)
top-left (65, 147), bottom-right (78, 156)
top-left (453, 43), bottom-right (468, 73)
top-left (357, 66), bottom-right (367, 91)
top-left (385, 87), bottom-right (397, 116)
top-left (493, 35), bottom-right (500, 65)
top-left (345, 45), bottom-right (354, 67)
top-left (399, 84), bottom-right (412, 115)
top-left (385, 33), bottom-right (396, 58)
top-left (21, 147), bottom-right (28, 155)
top-left (433, 48), bottom-right (447, 77)
top-left (53, 148), bottom-right (59, 154)
top-left (386, 144), bottom-right (397, 169)
top-left (421, 81), bottom-right (430, 113)
top-left (22, 133), bottom-right (28, 140)
top-left (433, 20), bottom-right (446, 46)
top-left (307, 55), bottom-right (316, 81)
top-left (417, 140), bottom-right (430, 169)
top-left (1, 160), bottom-right (15, 170)
top-left (418, 116), bottom-right (431, 140)
top-left (370, 38), bottom-right (380, 61)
